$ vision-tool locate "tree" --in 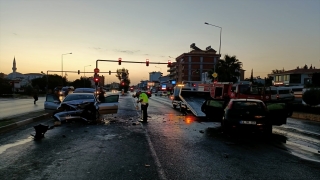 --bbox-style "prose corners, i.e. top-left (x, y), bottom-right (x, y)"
top-left (69, 77), bottom-right (91, 88)
top-left (0, 77), bottom-right (12, 95)
top-left (32, 74), bottom-right (65, 92)
top-left (302, 88), bottom-right (320, 106)
top-left (250, 69), bottom-right (253, 82)
top-left (271, 69), bottom-right (285, 74)
top-left (115, 68), bottom-right (131, 91)
top-left (207, 54), bottom-right (243, 83)
top-left (115, 68), bottom-right (129, 82)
